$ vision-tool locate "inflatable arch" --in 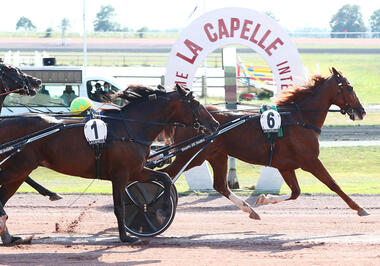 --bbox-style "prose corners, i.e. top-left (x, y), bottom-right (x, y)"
top-left (165, 7), bottom-right (306, 191)
top-left (165, 7), bottom-right (306, 92)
